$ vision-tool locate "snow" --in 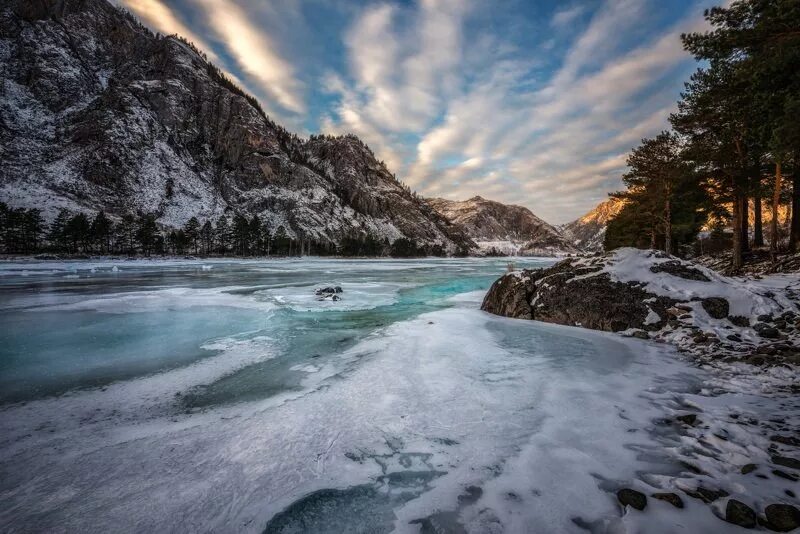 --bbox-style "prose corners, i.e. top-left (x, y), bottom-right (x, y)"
top-left (600, 248), bottom-right (792, 318)
top-left (0, 257), bottom-right (798, 533)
